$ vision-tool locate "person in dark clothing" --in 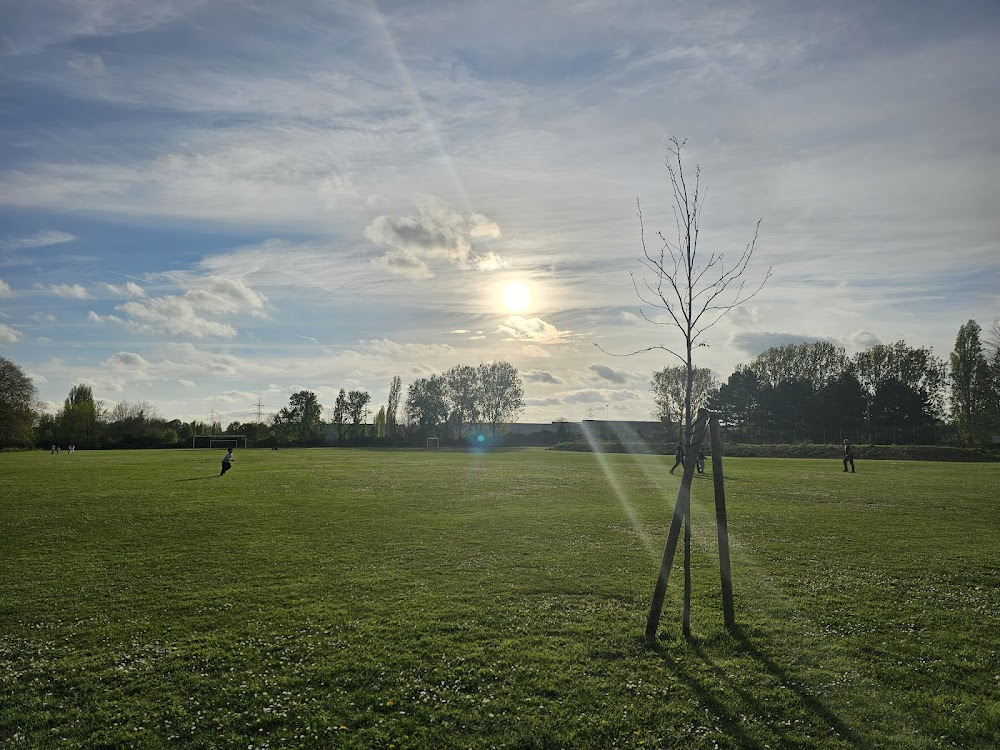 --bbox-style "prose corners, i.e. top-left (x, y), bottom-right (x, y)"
top-left (843, 440), bottom-right (855, 473)
top-left (696, 447), bottom-right (706, 474)
top-left (220, 448), bottom-right (234, 476)
top-left (669, 442), bottom-right (685, 474)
